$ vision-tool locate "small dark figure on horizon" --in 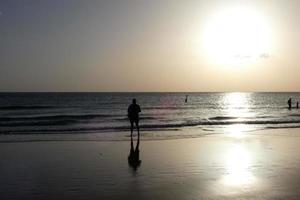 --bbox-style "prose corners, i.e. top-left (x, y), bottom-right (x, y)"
top-left (185, 95), bottom-right (188, 103)
top-left (128, 99), bottom-right (141, 137)
top-left (297, 101), bottom-right (299, 109)
top-left (288, 98), bottom-right (292, 109)
top-left (128, 133), bottom-right (141, 171)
